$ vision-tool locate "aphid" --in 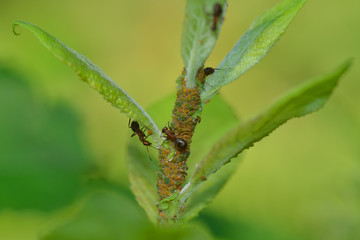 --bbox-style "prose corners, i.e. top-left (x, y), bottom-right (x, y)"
top-left (162, 125), bottom-right (188, 152)
top-left (202, 176), bottom-right (207, 181)
top-left (211, 3), bottom-right (223, 31)
top-left (179, 169), bottom-right (188, 176)
top-left (128, 119), bottom-right (151, 146)
top-left (196, 115), bottom-right (201, 123)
